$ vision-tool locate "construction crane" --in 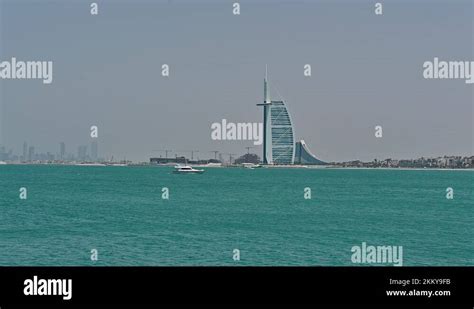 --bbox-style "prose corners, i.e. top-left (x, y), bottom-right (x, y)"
top-left (152, 149), bottom-right (172, 158)
top-left (190, 150), bottom-right (198, 161)
top-left (209, 150), bottom-right (219, 160)
top-left (224, 153), bottom-right (236, 164)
